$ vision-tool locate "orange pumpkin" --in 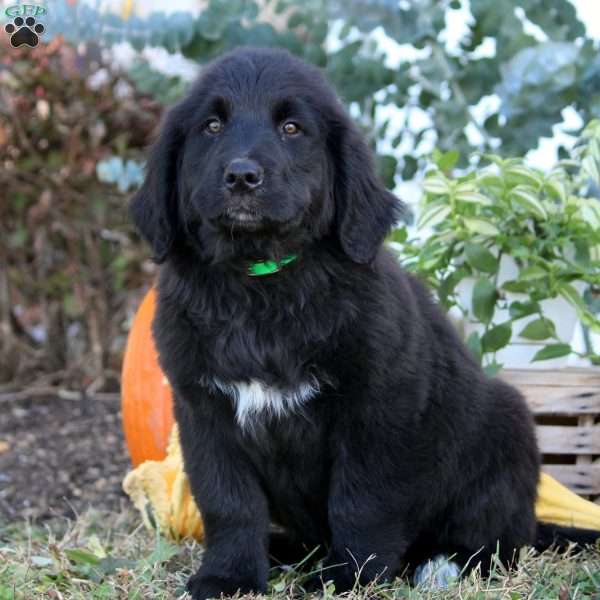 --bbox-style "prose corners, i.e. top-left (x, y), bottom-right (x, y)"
top-left (121, 288), bottom-right (174, 466)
